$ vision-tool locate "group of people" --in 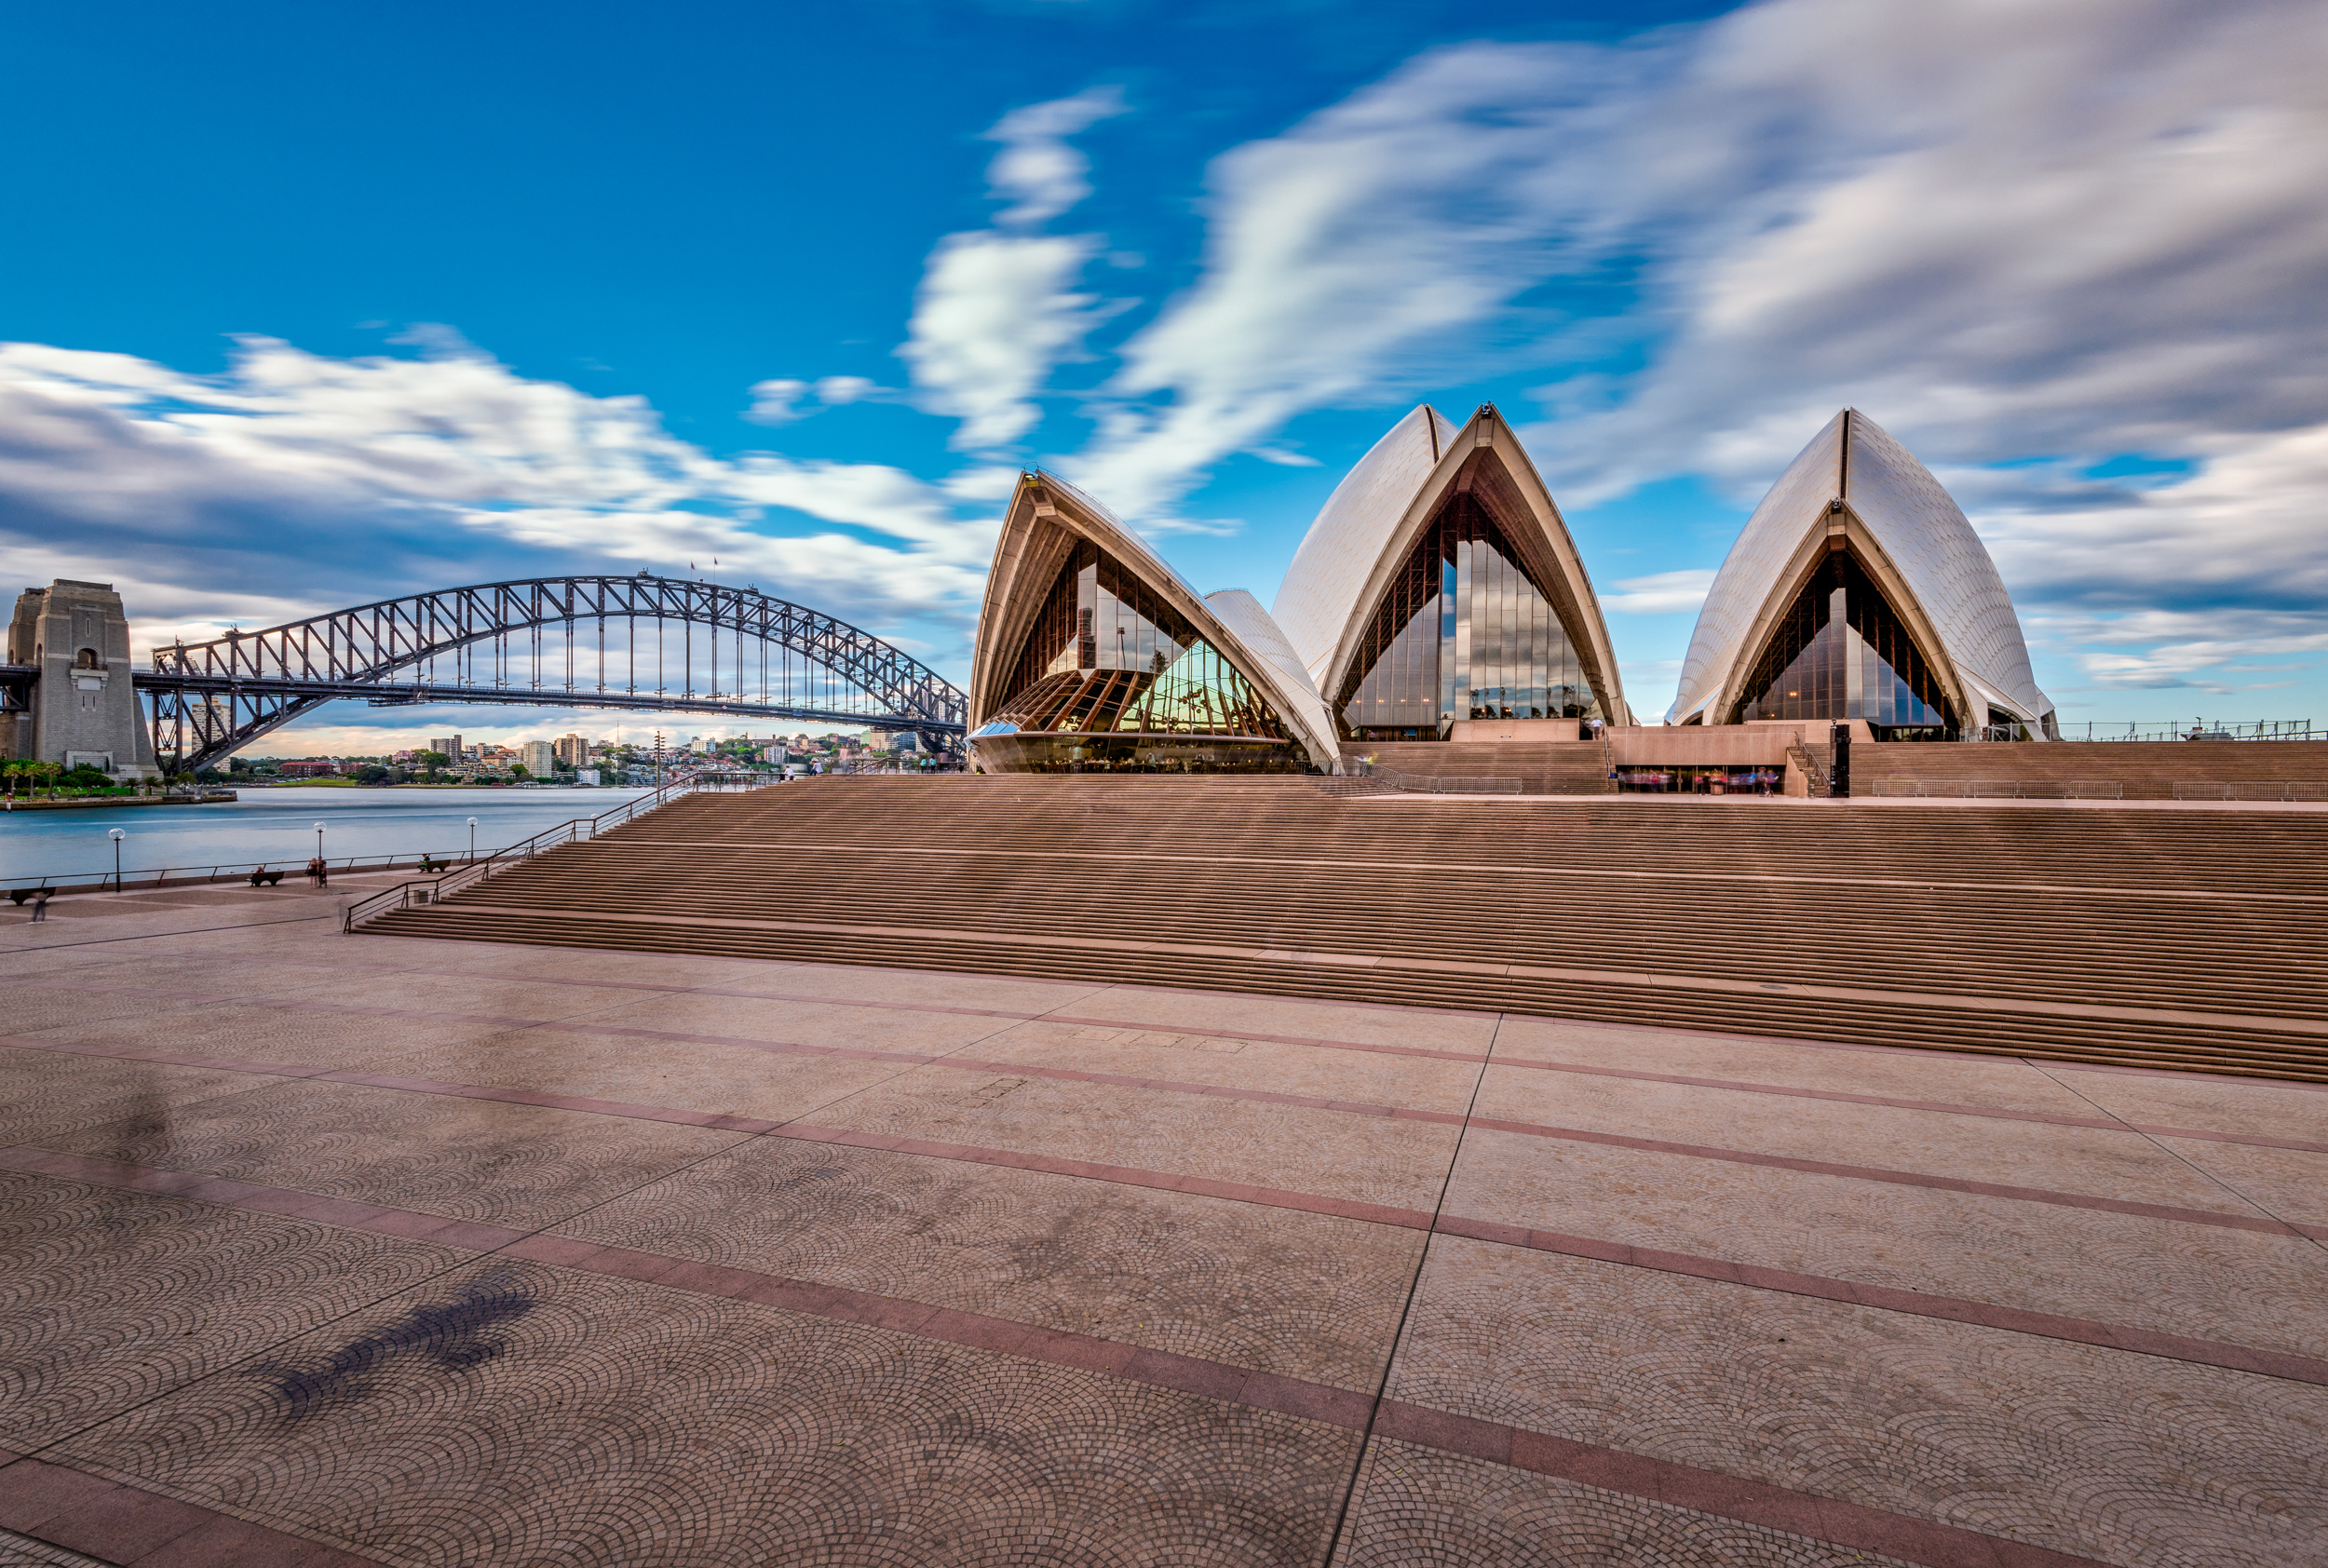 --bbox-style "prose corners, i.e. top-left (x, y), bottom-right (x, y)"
top-left (1615, 767), bottom-right (1785, 794)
